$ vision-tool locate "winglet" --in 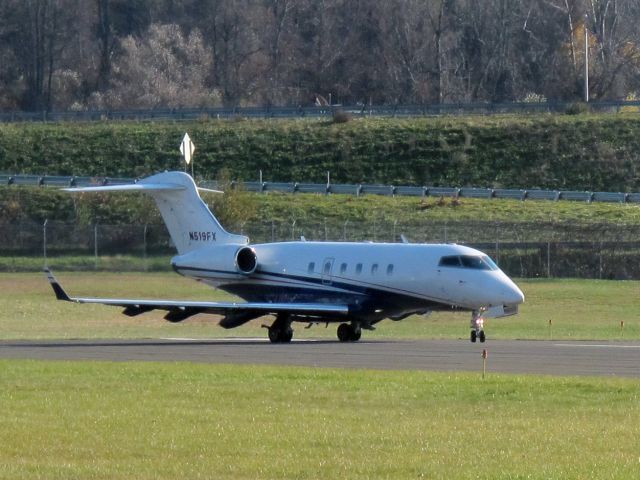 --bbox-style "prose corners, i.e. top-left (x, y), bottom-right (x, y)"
top-left (44, 268), bottom-right (72, 301)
